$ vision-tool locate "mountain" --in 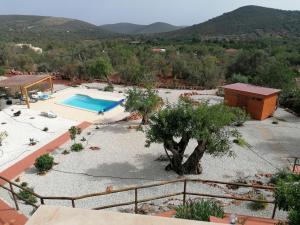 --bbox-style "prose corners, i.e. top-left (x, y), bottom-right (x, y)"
top-left (0, 15), bottom-right (114, 42)
top-left (165, 6), bottom-right (300, 39)
top-left (100, 22), bottom-right (182, 34)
